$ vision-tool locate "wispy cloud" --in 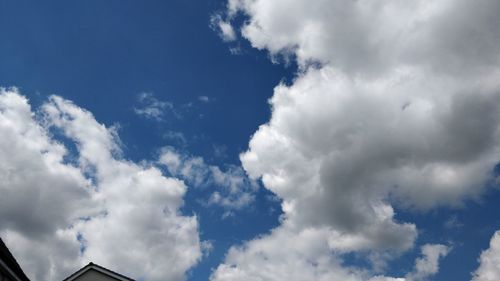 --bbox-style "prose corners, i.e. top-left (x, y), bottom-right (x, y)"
top-left (134, 92), bottom-right (178, 121)
top-left (210, 14), bottom-right (237, 42)
top-left (163, 130), bottom-right (188, 146)
top-left (158, 147), bottom-right (258, 211)
top-left (198, 95), bottom-right (211, 103)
